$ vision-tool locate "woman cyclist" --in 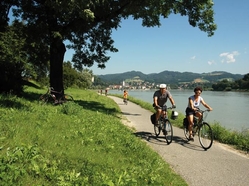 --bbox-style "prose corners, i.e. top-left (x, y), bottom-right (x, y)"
top-left (185, 87), bottom-right (213, 141)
